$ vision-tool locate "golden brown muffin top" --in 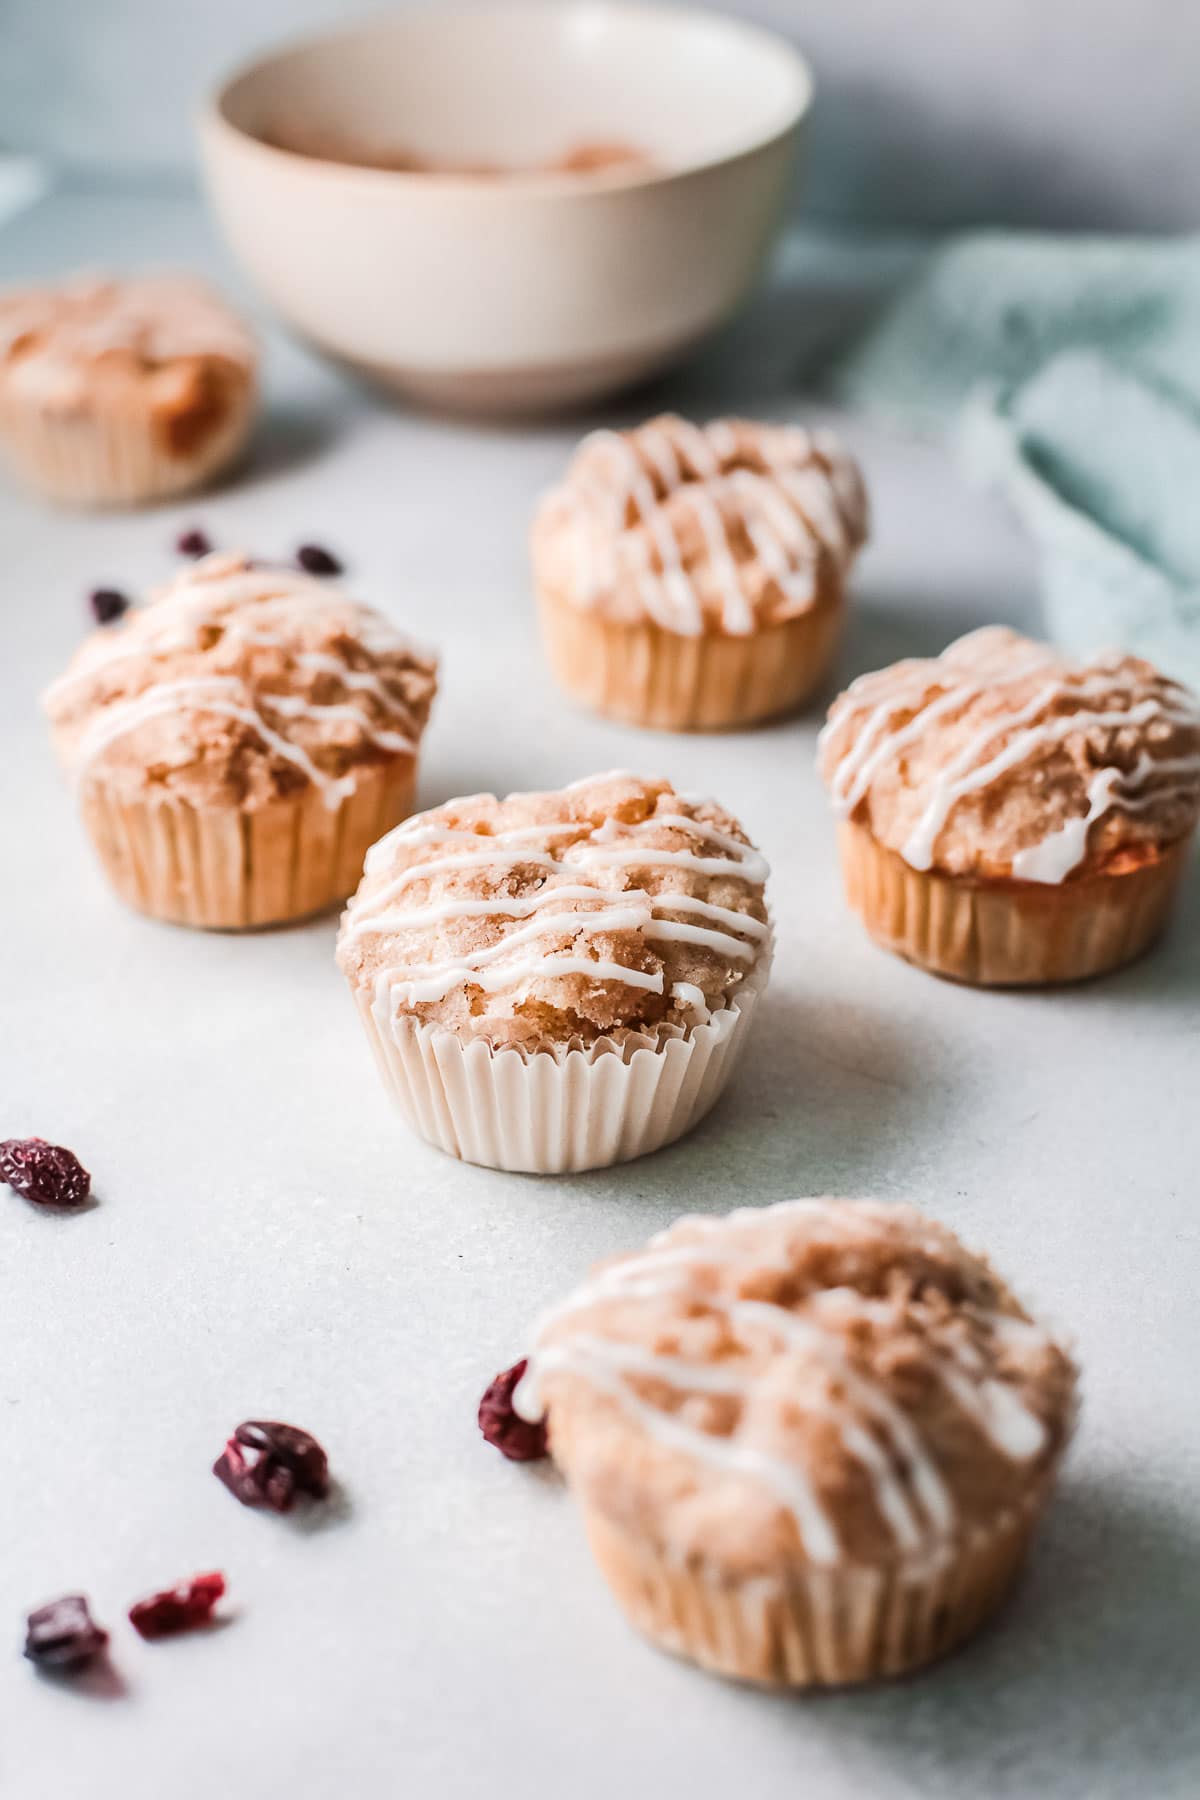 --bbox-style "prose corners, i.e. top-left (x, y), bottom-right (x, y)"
top-left (531, 414), bottom-right (867, 637)
top-left (819, 627), bottom-right (1200, 881)
top-left (516, 1199), bottom-right (1077, 1577)
top-left (338, 772), bottom-right (771, 1051)
top-left (0, 274), bottom-right (255, 382)
top-left (44, 554), bottom-right (437, 811)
